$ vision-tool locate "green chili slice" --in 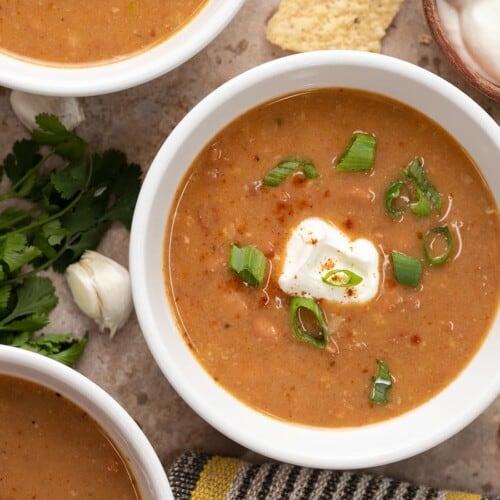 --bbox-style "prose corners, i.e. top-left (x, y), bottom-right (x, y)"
top-left (321, 269), bottom-right (363, 287)
top-left (423, 226), bottom-right (453, 266)
top-left (391, 251), bottom-right (422, 287)
top-left (289, 296), bottom-right (328, 349)
top-left (229, 244), bottom-right (266, 288)
top-left (336, 133), bottom-right (376, 171)
top-left (262, 159), bottom-right (319, 186)
top-left (403, 157), bottom-right (442, 212)
top-left (384, 180), bottom-right (408, 218)
top-left (370, 359), bottom-right (392, 405)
